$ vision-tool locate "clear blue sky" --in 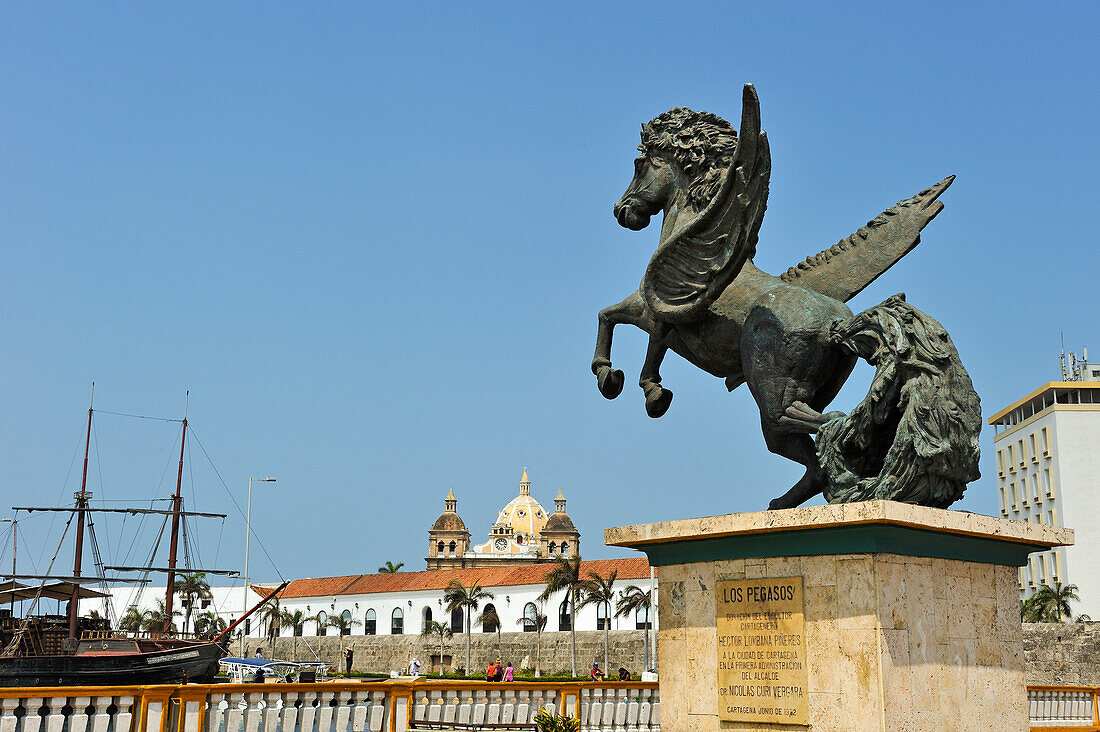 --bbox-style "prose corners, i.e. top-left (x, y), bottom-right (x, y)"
top-left (1, 2), bottom-right (1096, 584)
